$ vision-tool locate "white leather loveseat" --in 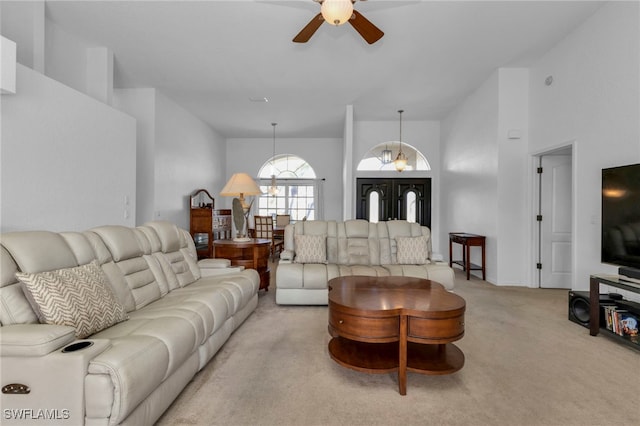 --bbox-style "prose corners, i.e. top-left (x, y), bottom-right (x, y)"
top-left (276, 219), bottom-right (455, 305)
top-left (0, 221), bottom-right (259, 425)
